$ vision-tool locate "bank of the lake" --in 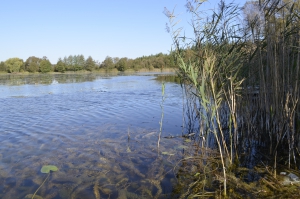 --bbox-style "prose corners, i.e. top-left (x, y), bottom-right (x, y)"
top-left (0, 67), bottom-right (176, 76)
